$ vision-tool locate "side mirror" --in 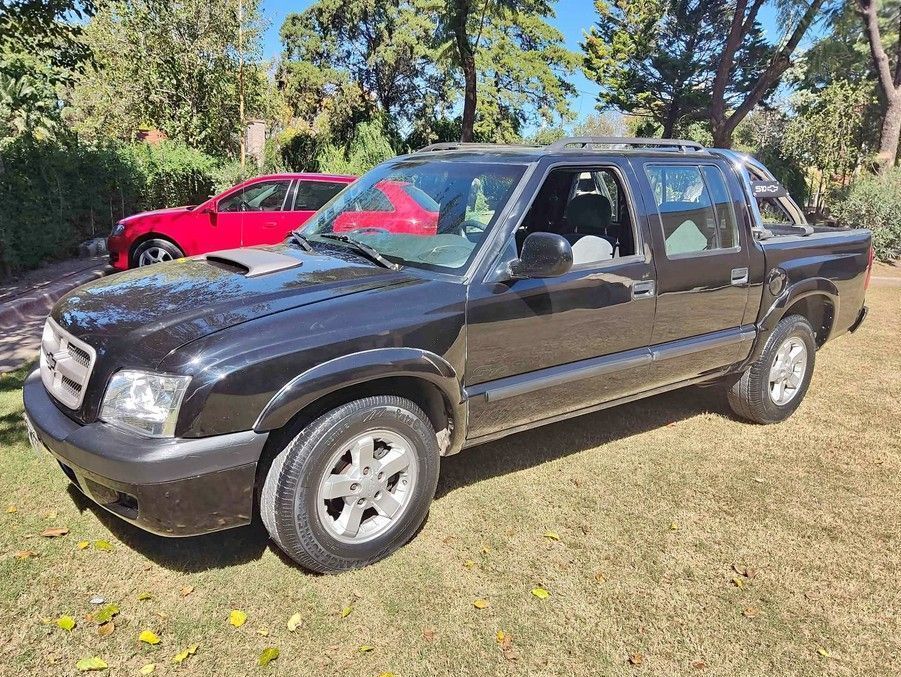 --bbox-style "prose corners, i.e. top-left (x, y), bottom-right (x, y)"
top-left (508, 232), bottom-right (573, 279)
top-left (201, 205), bottom-right (216, 215)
